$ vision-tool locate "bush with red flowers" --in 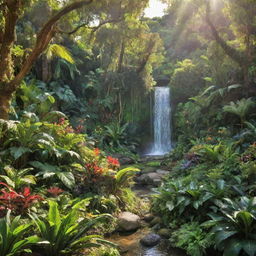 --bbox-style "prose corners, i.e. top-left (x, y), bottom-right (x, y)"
top-left (107, 156), bottom-right (120, 170)
top-left (0, 182), bottom-right (43, 216)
